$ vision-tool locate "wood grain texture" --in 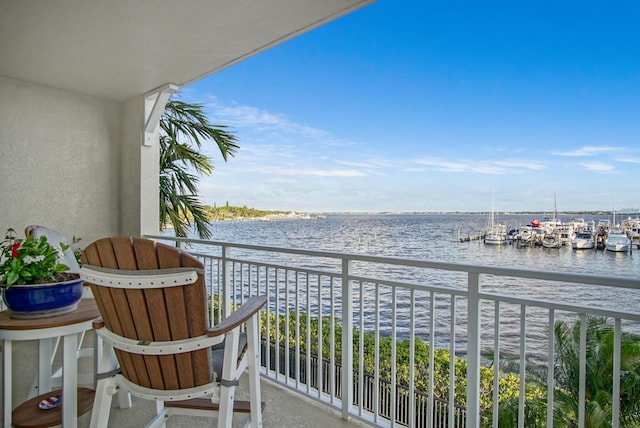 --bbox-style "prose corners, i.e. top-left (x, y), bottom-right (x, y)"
top-left (81, 237), bottom-right (209, 389)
